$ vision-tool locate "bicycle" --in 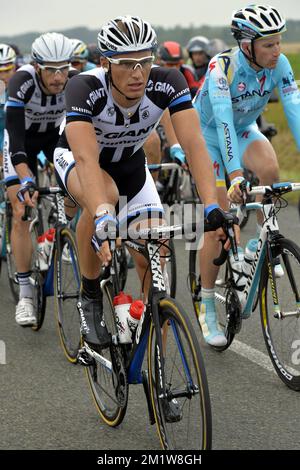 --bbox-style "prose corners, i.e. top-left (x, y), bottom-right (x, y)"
top-left (189, 182), bottom-right (300, 391)
top-left (148, 162), bottom-right (200, 298)
top-left (79, 219), bottom-right (228, 450)
top-left (23, 187), bottom-right (81, 362)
